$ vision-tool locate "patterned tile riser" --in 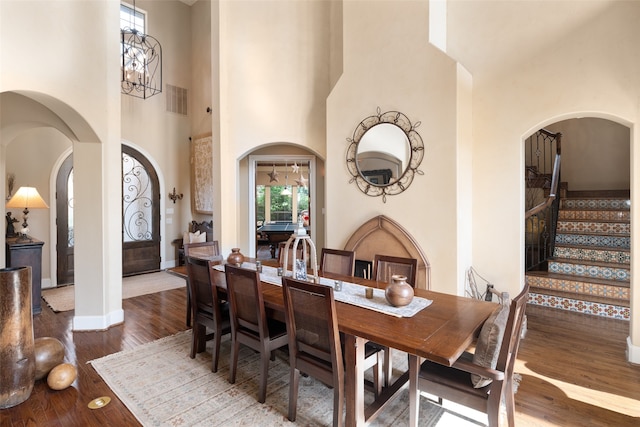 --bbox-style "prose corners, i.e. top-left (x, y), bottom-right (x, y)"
top-left (528, 293), bottom-right (630, 321)
top-left (555, 233), bottom-right (630, 249)
top-left (548, 261), bottom-right (630, 281)
top-left (553, 246), bottom-right (630, 264)
top-left (558, 210), bottom-right (630, 221)
top-left (556, 221), bottom-right (629, 235)
top-left (561, 199), bottom-right (630, 210)
top-left (526, 275), bottom-right (630, 300)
